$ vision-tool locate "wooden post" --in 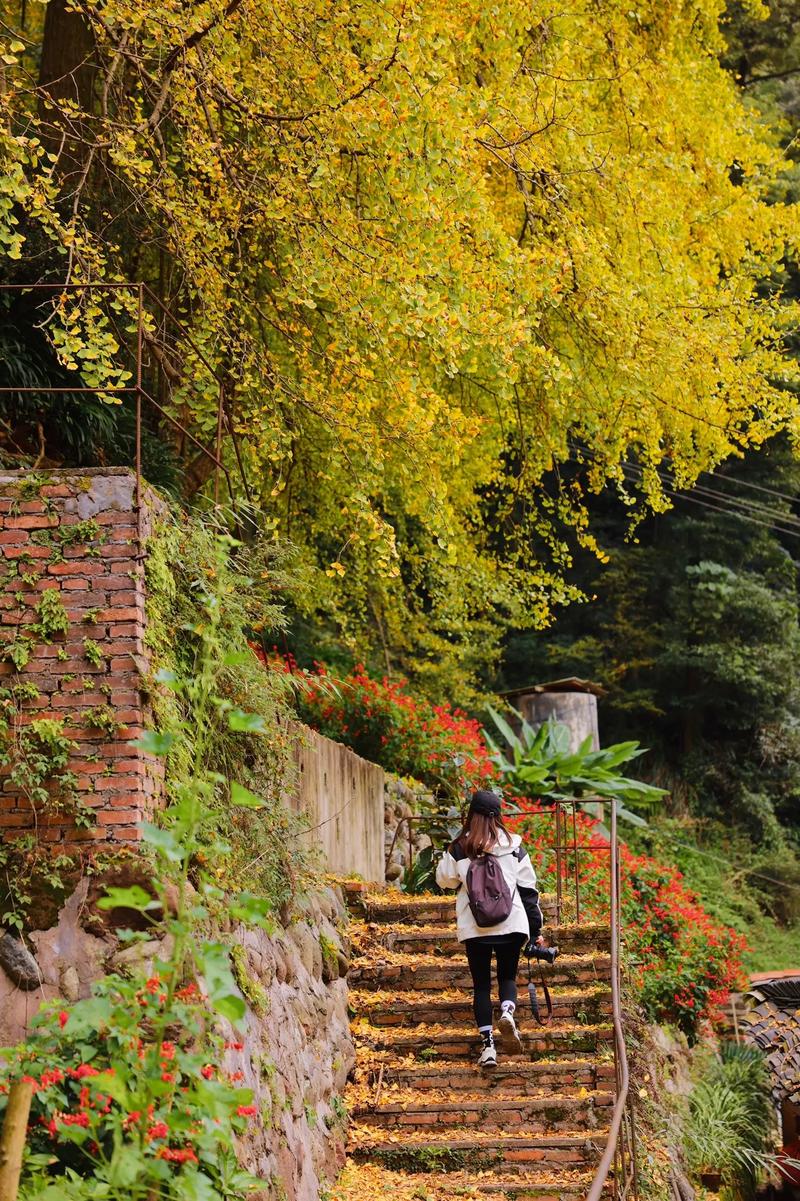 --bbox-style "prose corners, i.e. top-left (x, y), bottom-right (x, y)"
top-left (0, 1080), bottom-right (33, 1201)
